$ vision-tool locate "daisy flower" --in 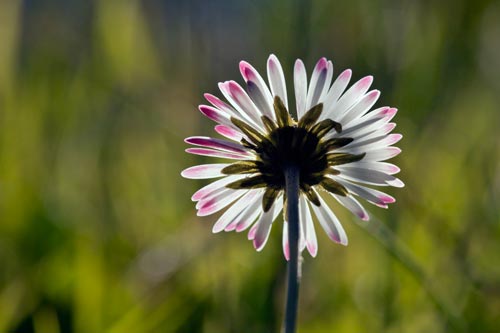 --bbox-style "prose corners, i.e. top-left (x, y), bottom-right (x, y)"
top-left (181, 54), bottom-right (403, 258)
